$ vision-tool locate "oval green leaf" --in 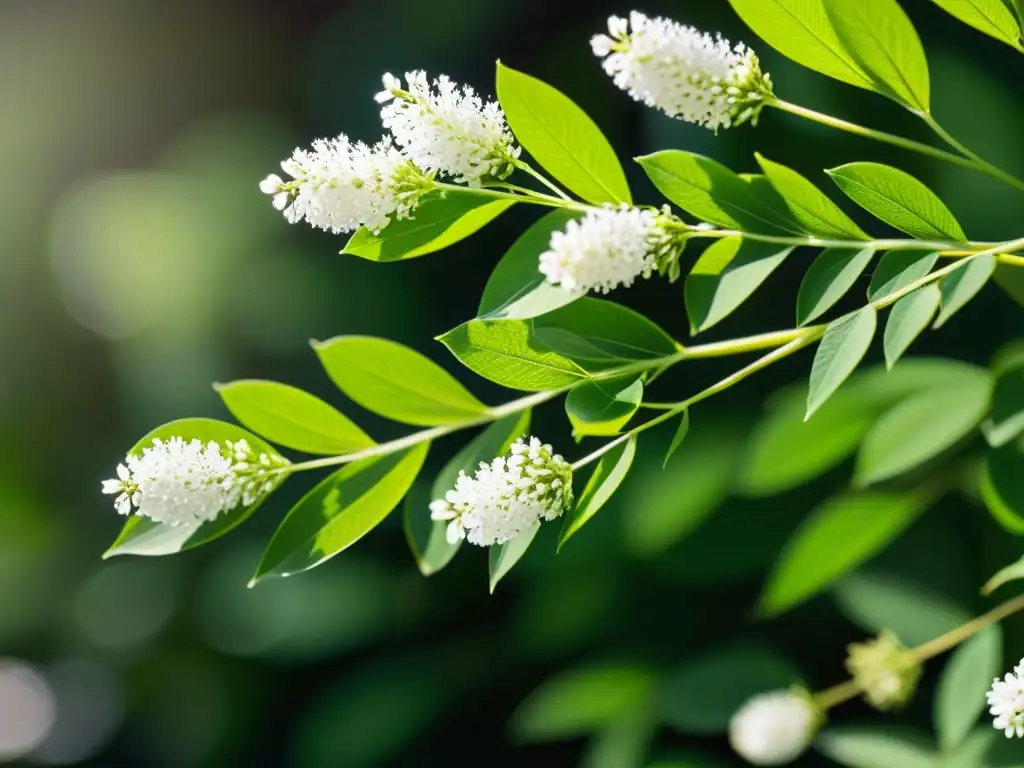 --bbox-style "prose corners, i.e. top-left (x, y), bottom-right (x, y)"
top-left (935, 625), bottom-right (1002, 751)
top-left (216, 380), bottom-right (375, 455)
top-left (807, 305), bottom-right (877, 419)
top-left (816, 727), bottom-right (939, 768)
top-left (796, 247), bottom-right (876, 325)
top-left (559, 436), bottom-right (636, 549)
top-left (828, 163), bottom-right (966, 241)
top-left (565, 376), bottom-right (643, 438)
top-left (756, 154), bottom-right (869, 239)
top-left (478, 210), bottom-right (582, 320)
top-left (883, 284), bottom-right (941, 368)
top-left (315, 336), bottom-right (488, 426)
top-left (868, 251), bottom-right (940, 301)
top-left (104, 418), bottom-right (283, 558)
top-left (342, 191), bottom-right (513, 262)
top-left (823, 0), bottom-right (931, 111)
top-left (253, 443), bottom-right (429, 582)
top-left (759, 490), bottom-right (929, 616)
top-left (686, 238), bottom-right (793, 333)
top-left (496, 62), bottom-right (630, 205)
top-left (489, 522), bottom-right (540, 593)
top-left (983, 362), bottom-right (1024, 448)
top-left (982, 443), bottom-right (1024, 534)
top-left (934, 252), bottom-right (996, 328)
top-left (927, 0), bottom-right (1022, 48)
top-left (663, 409), bottom-right (690, 468)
